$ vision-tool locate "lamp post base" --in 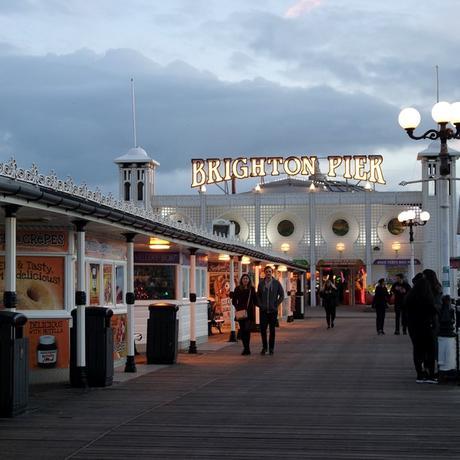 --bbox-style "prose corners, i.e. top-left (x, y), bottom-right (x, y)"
top-left (228, 330), bottom-right (237, 342)
top-left (188, 340), bottom-right (197, 354)
top-left (124, 355), bottom-right (137, 373)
